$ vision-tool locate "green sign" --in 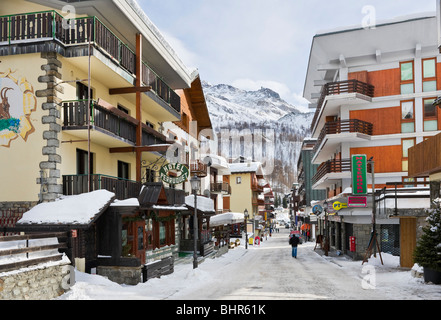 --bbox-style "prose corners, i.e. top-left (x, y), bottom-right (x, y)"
top-left (159, 163), bottom-right (189, 185)
top-left (351, 154), bottom-right (367, 195)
